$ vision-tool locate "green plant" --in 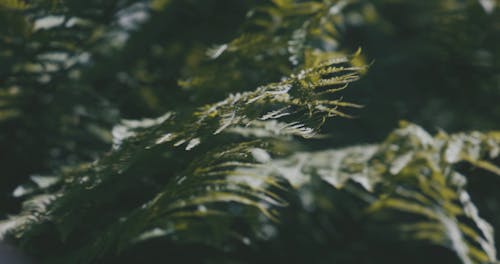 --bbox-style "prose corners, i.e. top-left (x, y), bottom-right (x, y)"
top-left (1, 0), bottom-right (499, 263)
